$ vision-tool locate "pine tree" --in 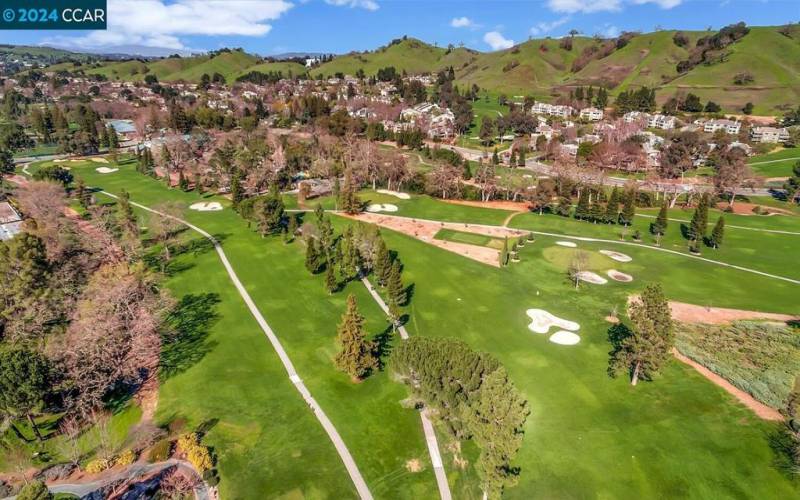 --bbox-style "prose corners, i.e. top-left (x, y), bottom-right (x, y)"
top-left (304, 238), bottom-right (319, 273)
top-left (653, 200), bottom-right (668, 235)
top-left (386, 260), bottom-right (405, 323)
top-left (178, 171), bottom-right (189, 191)
top-left (374, 238), bottom-right (392, 286)
top-left (609, 283), bottom-right (673, 386)
top-left (605, 187), bottom-right (620, 224)
top-left (325, 261), bottom-right (338, 294)
top-left (620, 188), bottom-right (636, 226)
top-left (492, 148), bottom-right (499, 165)
top-left (709, 216), bottom-right (725, 248)
top-left (589, 200), bottom-right (604, 223)
top-left (230, 170), bottom-right (243, 209)
top-left (575, 189), bottom-right (590, 220)
top-left (339, 226), bottom-right (360, 281)
top-left (194, 173), bottom-right (203, 194)
top-left (689, 193), bottom-right (710, 242)
top-left (117, 189), bottom-right (138, 236)
top-left (509, 150), bottom-right (517, 167)
top-left (286, 214), bottom-right (298, 243)
top-left (517, 147), bottom-right (526, 167)
top-left (257, 184), bottom-right (285, 236)
top-left (75, 178), bottom-right (91, 210)
top-left (334, 294), bottom-right (378, 381)
top-left (499, 237), bottom-right (509, 267)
